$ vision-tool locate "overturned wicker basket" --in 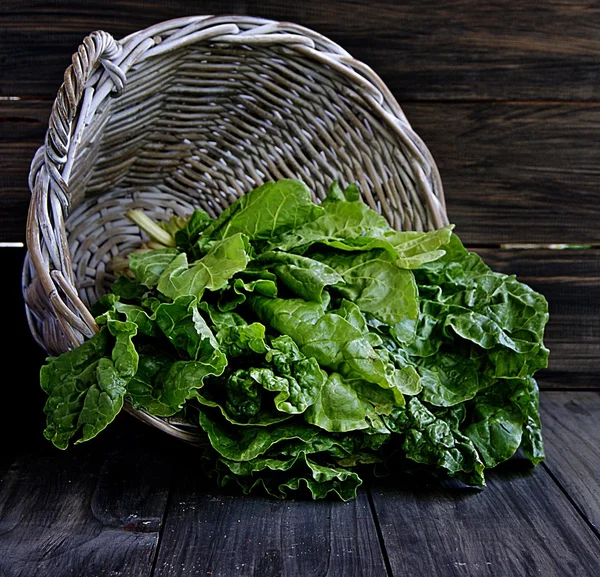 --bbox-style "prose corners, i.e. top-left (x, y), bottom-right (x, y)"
top-left (23, 15), bottom-right (448, 446)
